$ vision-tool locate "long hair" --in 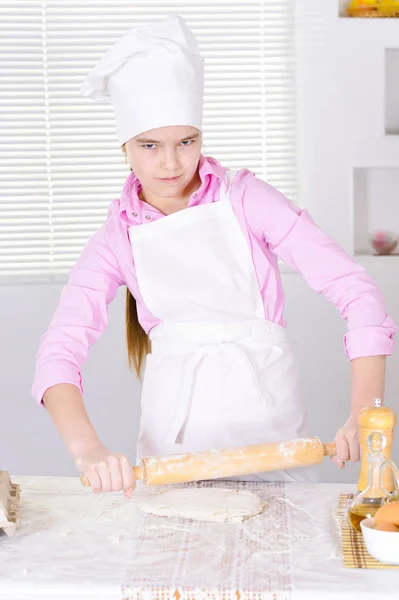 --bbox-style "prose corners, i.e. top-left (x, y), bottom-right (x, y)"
top-left (122, 143), bottom-right (151, 377)
top-left (125, 288), bottom-right (151, 378)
